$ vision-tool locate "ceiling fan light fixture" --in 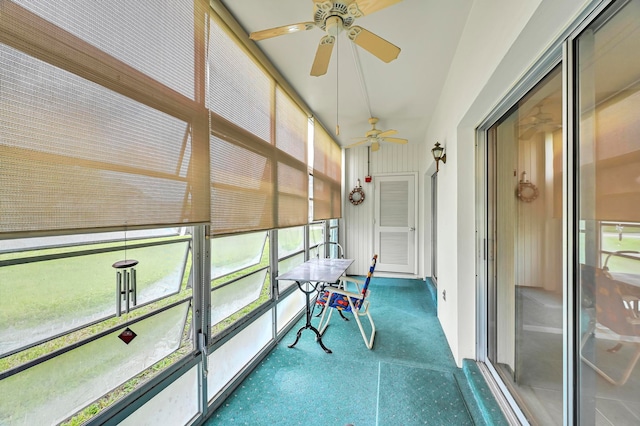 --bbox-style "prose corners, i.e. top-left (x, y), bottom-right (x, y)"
top-left (344, 117), bottom-right (407, 150)
top-left (325, 15), bottom-right (343, 36)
